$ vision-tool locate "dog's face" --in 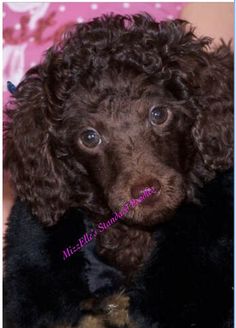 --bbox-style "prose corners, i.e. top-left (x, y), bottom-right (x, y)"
top-left (6, 15), bottom-right (233, 226)
top-left (66, 72), bottom-right (196, 226)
